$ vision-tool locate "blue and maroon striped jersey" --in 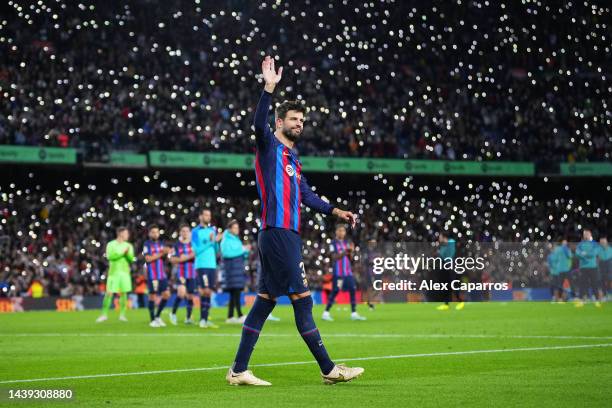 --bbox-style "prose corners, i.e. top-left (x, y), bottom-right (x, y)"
top-left (174, 241), bottom-right (196, 279)
top-left (330, 239), bottom-right (353, 277)
top-left (253, 91), bottom-right (334, 233)
top-left (143, 240), bottom-right (167, 280)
